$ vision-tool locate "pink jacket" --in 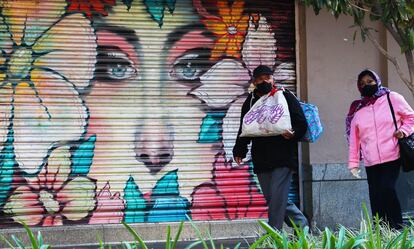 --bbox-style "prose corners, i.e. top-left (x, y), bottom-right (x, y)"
top-left (348, 92), bottom-right (414, 169)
